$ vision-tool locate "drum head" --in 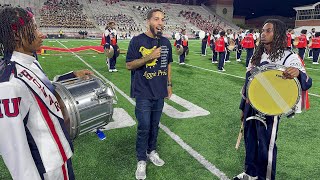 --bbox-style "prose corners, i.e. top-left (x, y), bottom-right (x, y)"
top-left (199, 31), bottom-right (206, 39)
top-left (247, 69), bottom-right (300, 116)
top-left (175, 33), bottom-right (181, 40)
top-left (176, 45), bottom-right (184, 55)
top-left (105, 45), bottom-right (114, 58)
top-left (227, 45), bottom-right (235, 51)
top-left (293, 37), bottom-right (299, 46)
